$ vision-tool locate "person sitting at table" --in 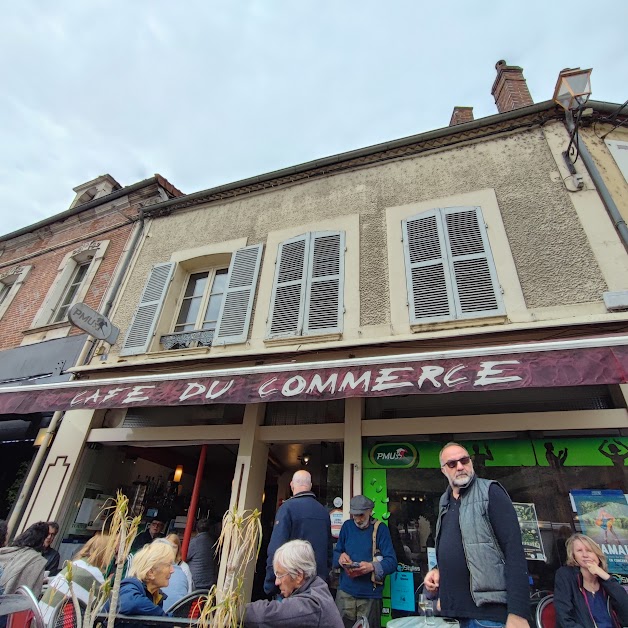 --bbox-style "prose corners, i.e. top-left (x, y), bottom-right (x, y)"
top-left (104, 541), bottom-right (174, 619)
top-left (0, 521), bottom-right (48, 596)
top-left (39, 533), bottom-right (112, 623)
top-left (245, 539), bottom-right (345, 627)
top-left (155, 534), bottom-right (193, 611)
top-left (554, 533), bottom-right (628, 628)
